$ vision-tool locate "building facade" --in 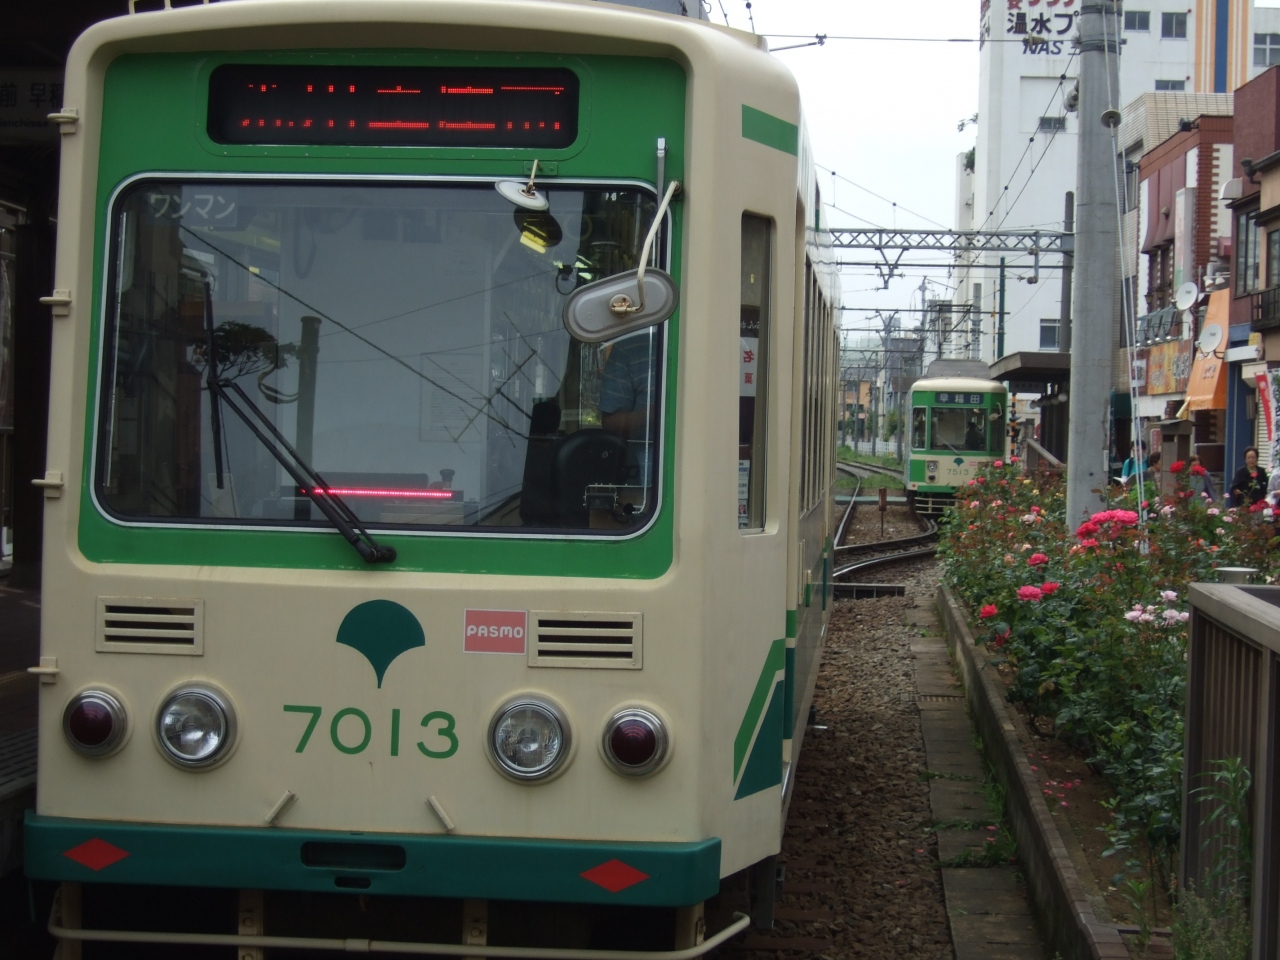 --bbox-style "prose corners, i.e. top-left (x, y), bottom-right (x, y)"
top-left (953, 0), bottom-right (1280, 368)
